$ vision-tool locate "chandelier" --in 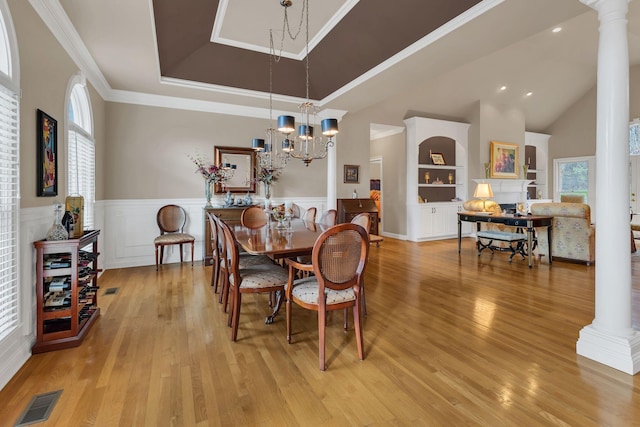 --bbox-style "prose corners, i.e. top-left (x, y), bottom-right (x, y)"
top-left (252, 30), bottom-right (289, 173)
top-left (255, 0), bottom-right (339, 167)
